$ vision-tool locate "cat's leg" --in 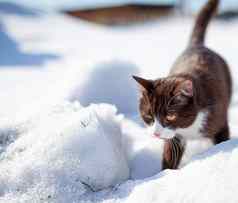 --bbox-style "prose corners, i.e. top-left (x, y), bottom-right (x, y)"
top-left (213, 124), bottom-right (230, 144)
top-left (162, 139), bottom-right (173, 170)
top-left (162, 135), bottom-right (185, 170)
